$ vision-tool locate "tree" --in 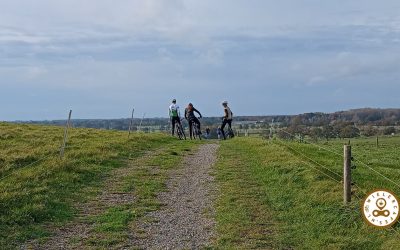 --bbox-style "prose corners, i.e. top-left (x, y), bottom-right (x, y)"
top-left (322, 125), bottom-right (335, 140)
top-left (309, 127), bottom-right (323, 141)
top-left (361, 126), bottom-right (378, 137)
top-left (340, 125), bottom-right (360, 138)
top-left (383, 127), bottom-right (396, 135)
top-left (277, 129), bottom-right (294, 140)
